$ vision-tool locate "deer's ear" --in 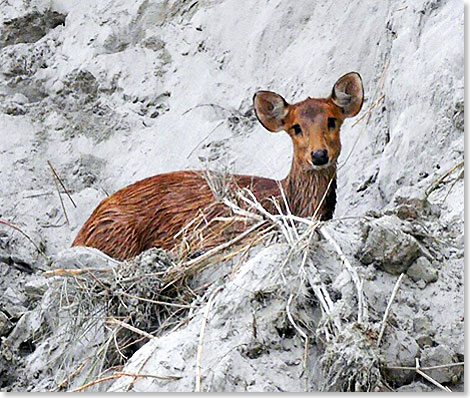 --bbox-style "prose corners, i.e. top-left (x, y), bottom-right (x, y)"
top-left (253, 91), bottom-right (289, 132)
top-left (330, 72), bottom-right (364, 118)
